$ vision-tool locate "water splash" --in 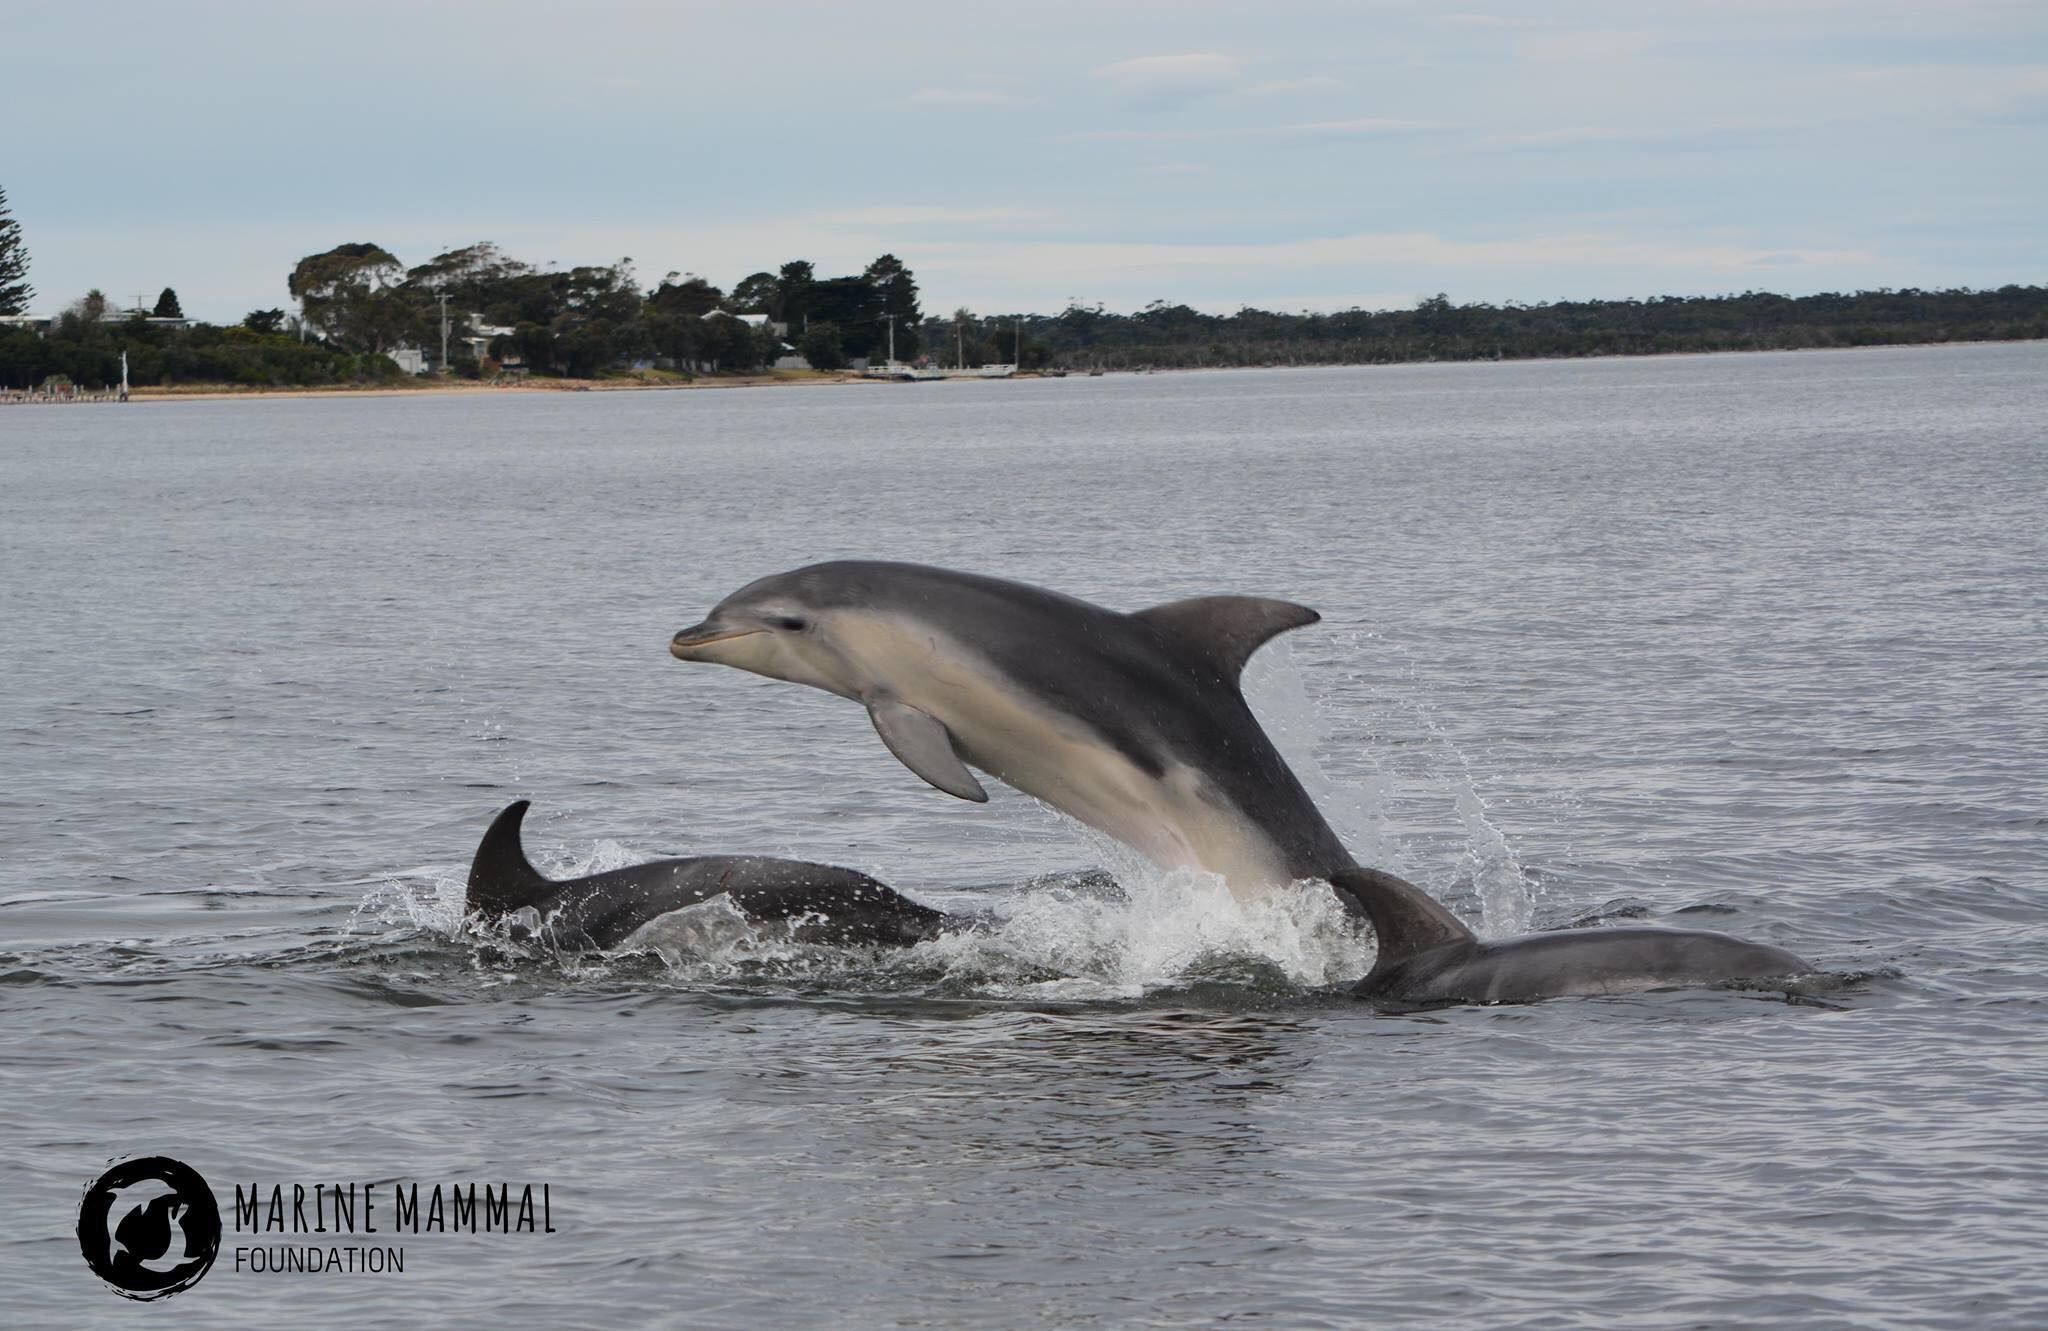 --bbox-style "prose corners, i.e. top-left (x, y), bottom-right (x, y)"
top-left (1245, 639), bottom-right (1538, 936)
top-left (1243, 643), bottom-right (1404, 870)
top-left (345, 835), bottom-right (659, 944)
top-left (347, 643), bottom-right (1531, 992)
top-left (346, 869), bottom-right (465, 936)
top-left (348, 825), bottom-right (1372, 1001)
top-left (616, 895), bottom-right (772, 965)
top-left (912, 861), bottom-right (1371, 1000)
